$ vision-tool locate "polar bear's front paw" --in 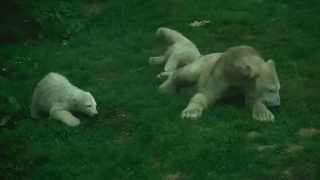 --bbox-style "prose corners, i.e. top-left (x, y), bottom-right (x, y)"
top-left (181, 103), bottom-right (203, 120)
top-left (62, 117), bottom-right (81, 127)
top-left (253, 108), bottom-right (274, 122)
